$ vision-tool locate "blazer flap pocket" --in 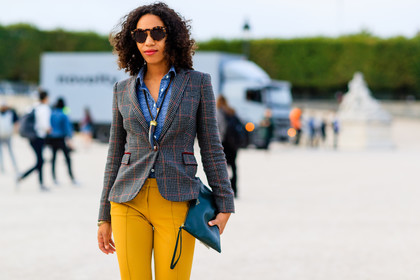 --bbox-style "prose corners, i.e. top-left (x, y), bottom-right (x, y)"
top-left (121, 153), bottom-right (131, 165)
top-left (182, 152), bottom-right (198, 166)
